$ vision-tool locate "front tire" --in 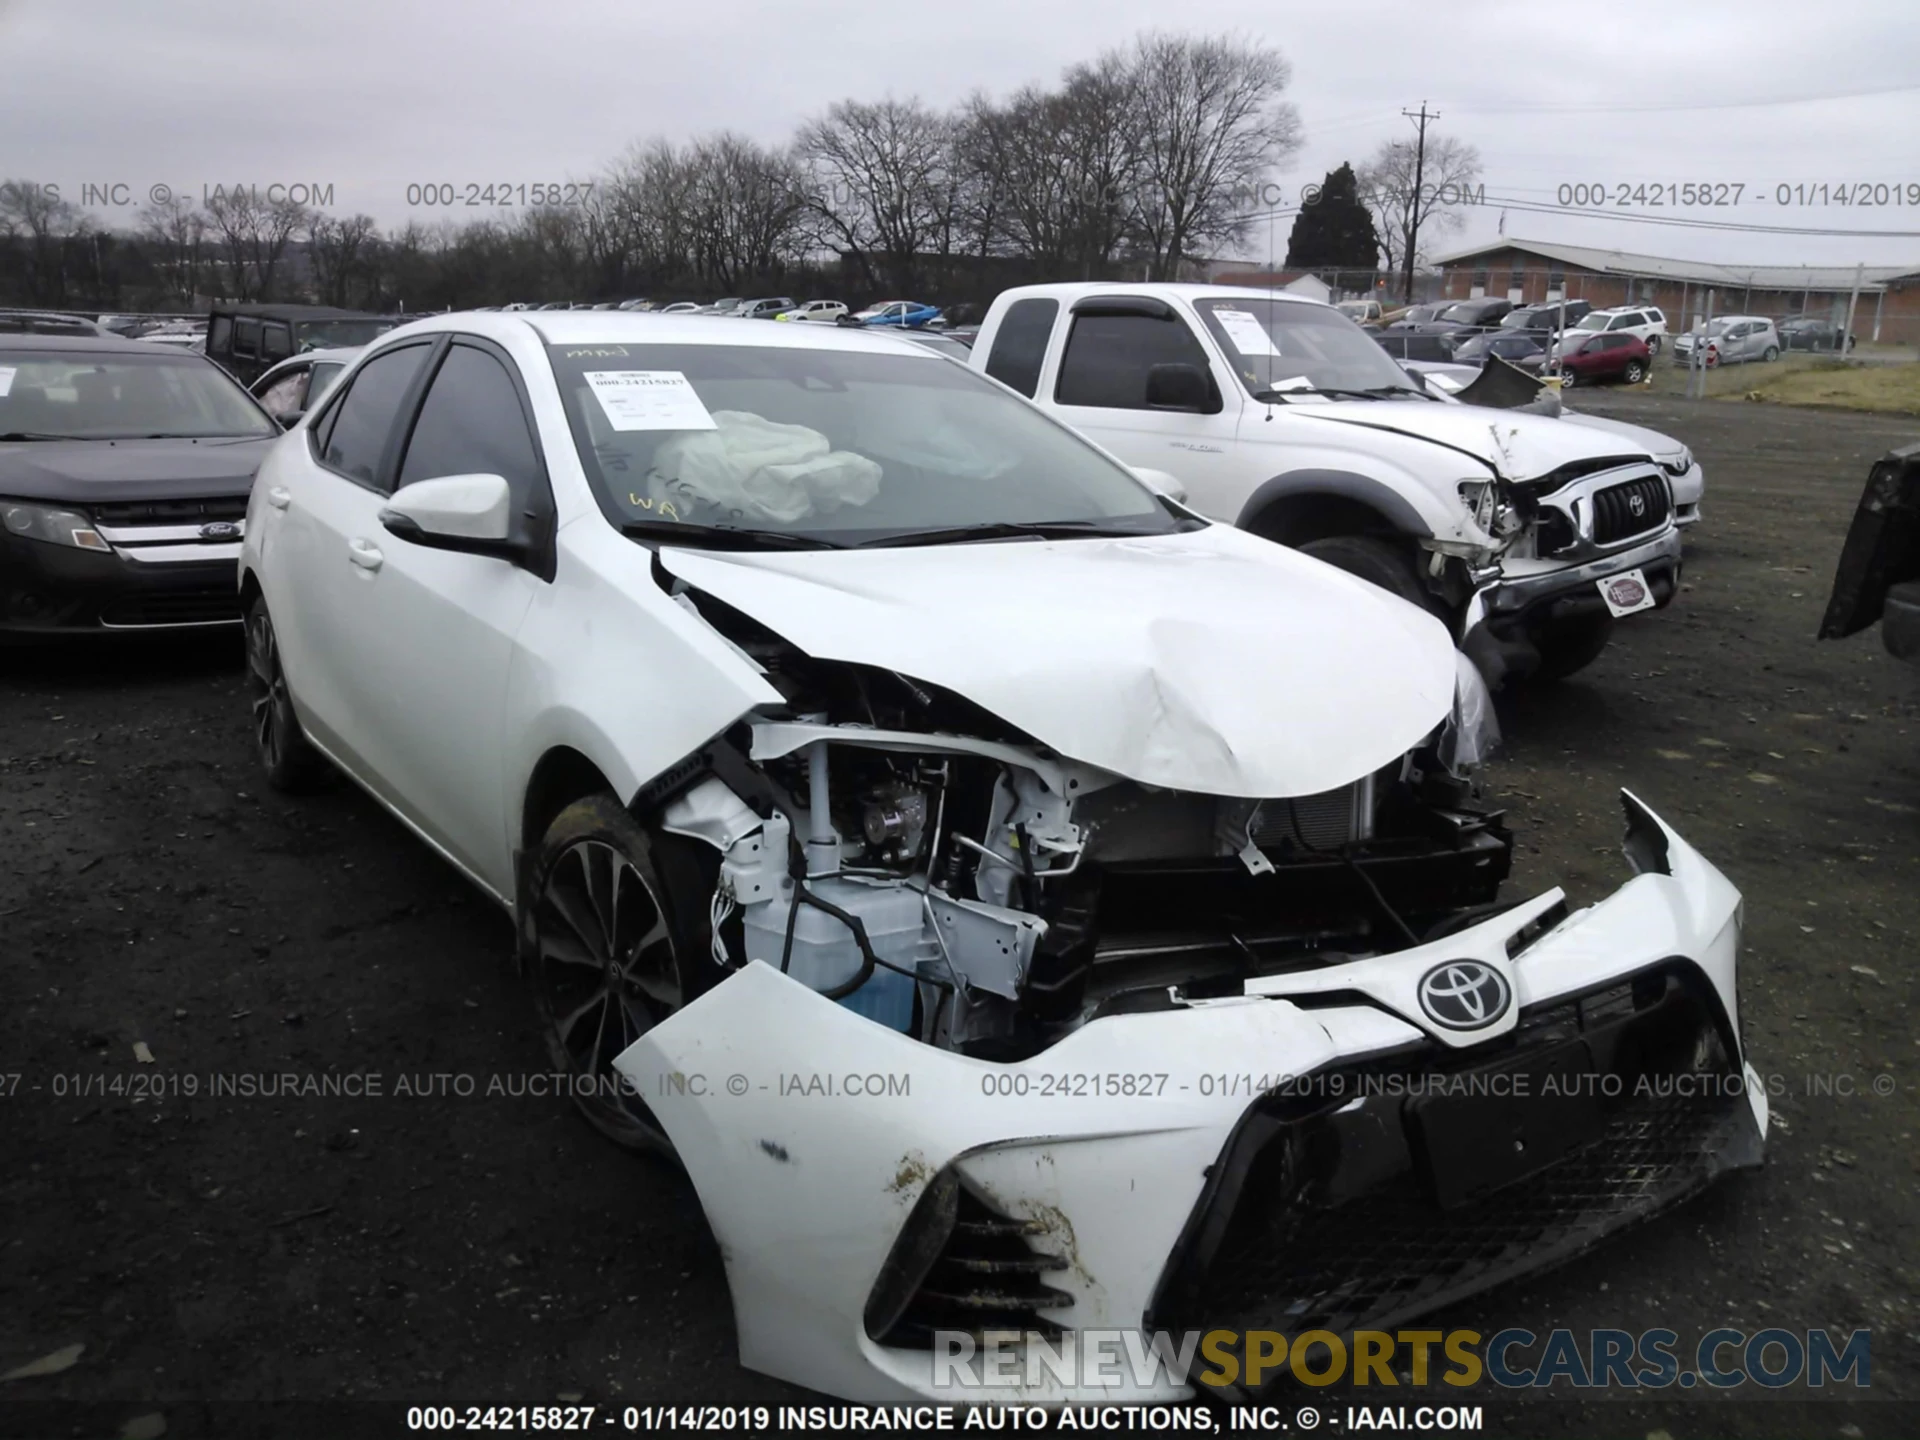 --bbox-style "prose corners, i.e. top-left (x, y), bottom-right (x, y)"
top-left (1531, 612), bottom-right (1615, 681)
top-left (1559, 367), bottom-right (1578, 388)
top-left (525, 795), bottom-right (710, 1154)
top-left (245, 596), bottom-right (328, 793)
top-left (1296, 534), bottom-right (1439, 616)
